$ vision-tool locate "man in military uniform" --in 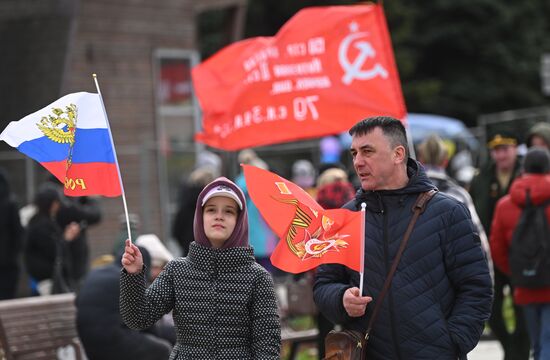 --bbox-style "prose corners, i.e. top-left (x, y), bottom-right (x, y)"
top-left (470, 133), bottom-right (529, 360)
